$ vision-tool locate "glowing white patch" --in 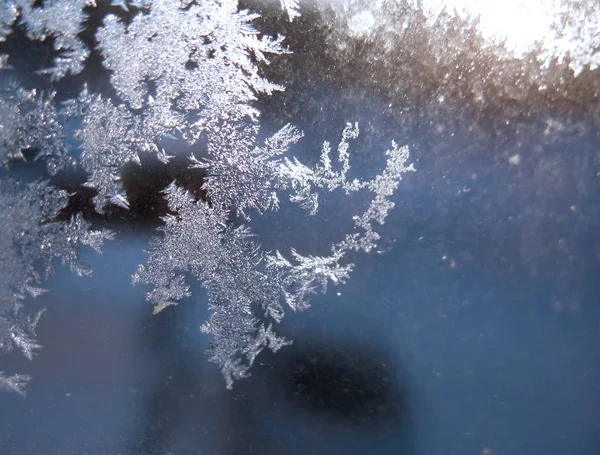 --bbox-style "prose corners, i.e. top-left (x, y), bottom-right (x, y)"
top-left (424, 0), bottom-right (556, 52)
top-left (348, 10), bottom-right (376, 36)
top-left (422, 0), bottom-right (600, 74)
